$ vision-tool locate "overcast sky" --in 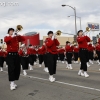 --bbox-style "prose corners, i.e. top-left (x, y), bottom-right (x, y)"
top-left (0, 0), bottom-right (100, 39)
